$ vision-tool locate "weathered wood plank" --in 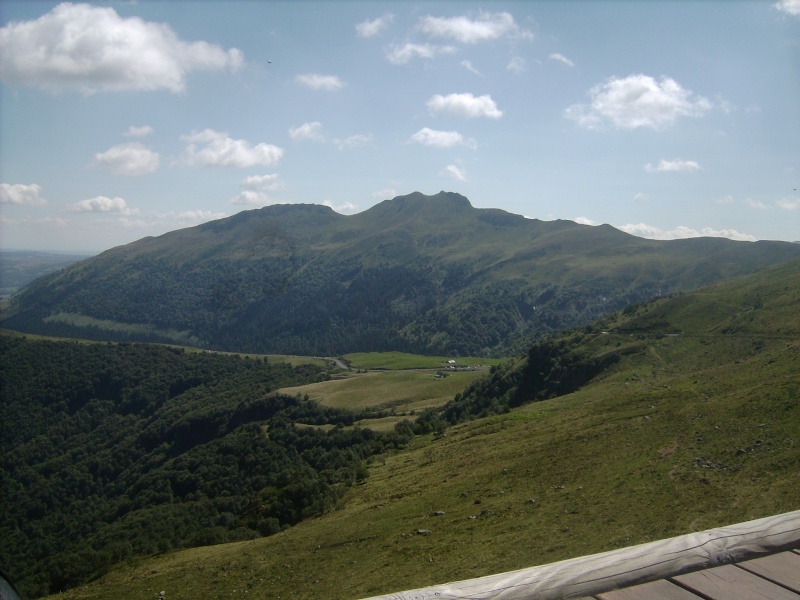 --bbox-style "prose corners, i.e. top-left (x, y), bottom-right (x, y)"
top-left (359, 510), bottom-right (800, 600)
top-left (736, 551), bottom-right (800, 593)
top-left (672, 563), bottom-right (800, 600)
top-left (595, 579), bottom-right (700, 600)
